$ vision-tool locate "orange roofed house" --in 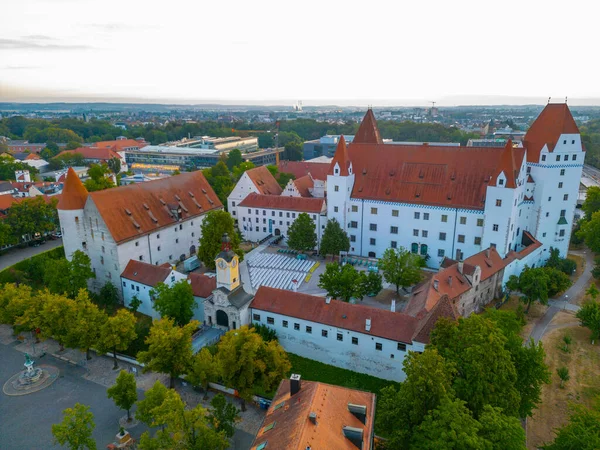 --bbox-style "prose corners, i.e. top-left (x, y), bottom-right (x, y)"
top-left (57, 167), bottom-right (222, 292)
top-left (251, 374), bottom-right (376, 450)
